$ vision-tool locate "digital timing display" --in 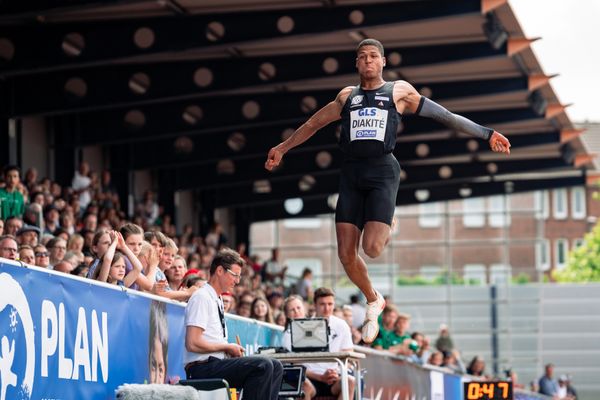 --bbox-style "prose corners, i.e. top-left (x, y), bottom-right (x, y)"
top-left (463, 381), bottom-right (513, 400)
